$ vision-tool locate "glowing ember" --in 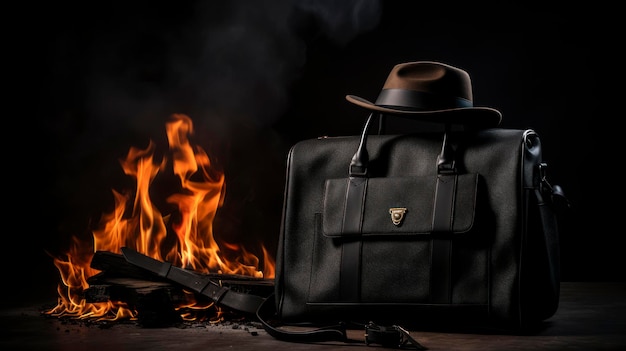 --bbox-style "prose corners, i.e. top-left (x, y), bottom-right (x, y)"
top-left (44, 113), bottom-right (275, 321)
